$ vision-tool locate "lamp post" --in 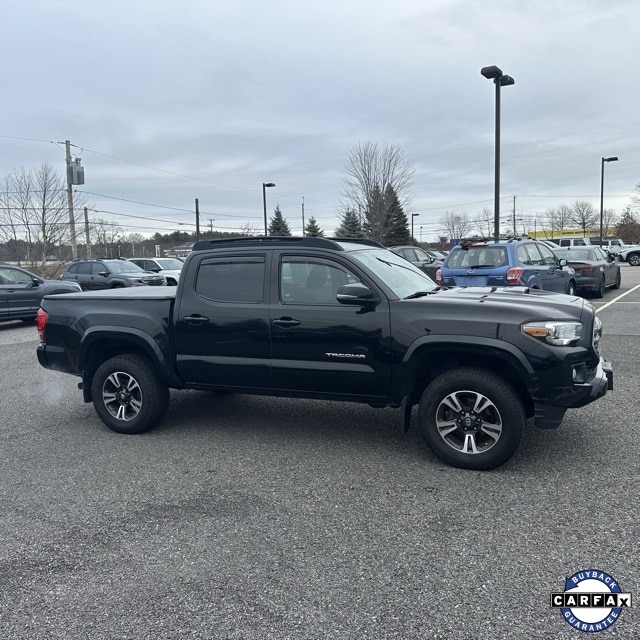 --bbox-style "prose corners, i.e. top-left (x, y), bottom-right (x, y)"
top-left (480, 65), bottom-right (515, 242)
top-left (411, 213), bottom-right (420, 241)
top-left (599, 157), bottom-right (618, 247)
top-left (262, 182), bottom-right (276, 235)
